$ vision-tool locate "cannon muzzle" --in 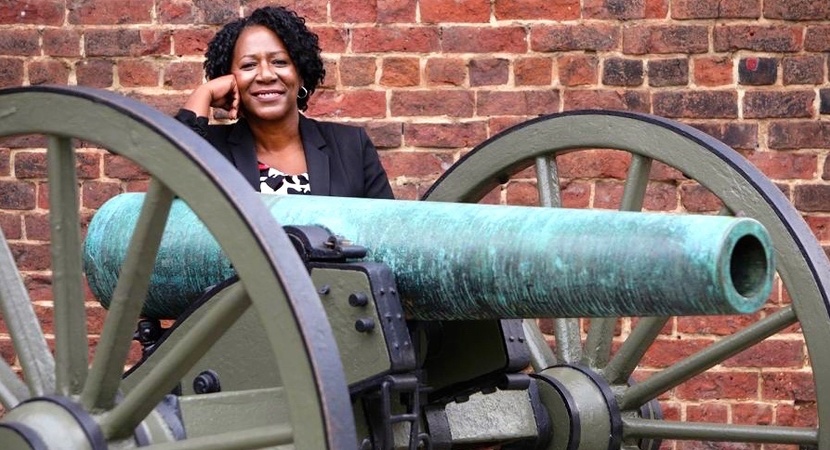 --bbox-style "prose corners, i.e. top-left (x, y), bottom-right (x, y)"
top-left (83, 194), bottom-right (774, 320)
